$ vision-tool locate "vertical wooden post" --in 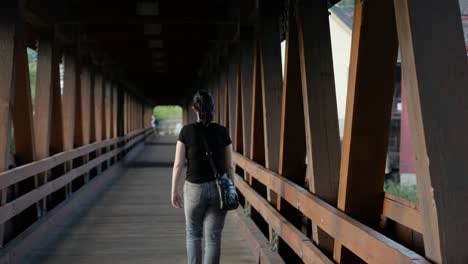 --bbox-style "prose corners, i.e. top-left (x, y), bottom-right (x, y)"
top-left (240, 26), bottom-right (254, 169)
top-left (101, 77), bottom-right (107, 143)
top-left (215, 75), bottom-right (221, 123)
top-left (249, 41), bottom-right (268, 236)
top-left (124, 92), bottom-right (128, 135)
top-left (34, 31), bottom-right (61, 214)
top-left (234, 63), bottom-right (243, 154)
top-left (49, 52), bottom-right (63, 157)
top-left (93, 73), bottom-right (103, 173)
top-left (105, 79), bottom-right (112, 168)
top-left (258, 0), bottom-right (283, 247)
top-left (89, 71), bottom-right (96, 144)
top-left (62, 51), bottom-right (78, 196)
top-left (94, 74), bottom-right (103, 142)
top-left (117, 88), bottom-right (124, 138)
top-left (13, 32), bottom-right (35, 167)
top-left (228, 49), bottom-right (239, 139)
top-left (105, 81), bottom-right (112, 140)
top-left (393, 0), bottom-right (468, 262)
top-left (0, 5), bottom-right (17, 246)
top-left (222, 71), bottom-right (229, 128)
top-left (333, 0), bottom-right (399, 262)
top-left (111, 83), bottom-right (117, 140)
top-left (75, 66), bottom-right (90, 182)
top-left (277, 4), bottom-right (307, 260)
top-left (12, 26), bottom-right (39, 236)
top-left (296, 0), bottom-right (342, 254)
